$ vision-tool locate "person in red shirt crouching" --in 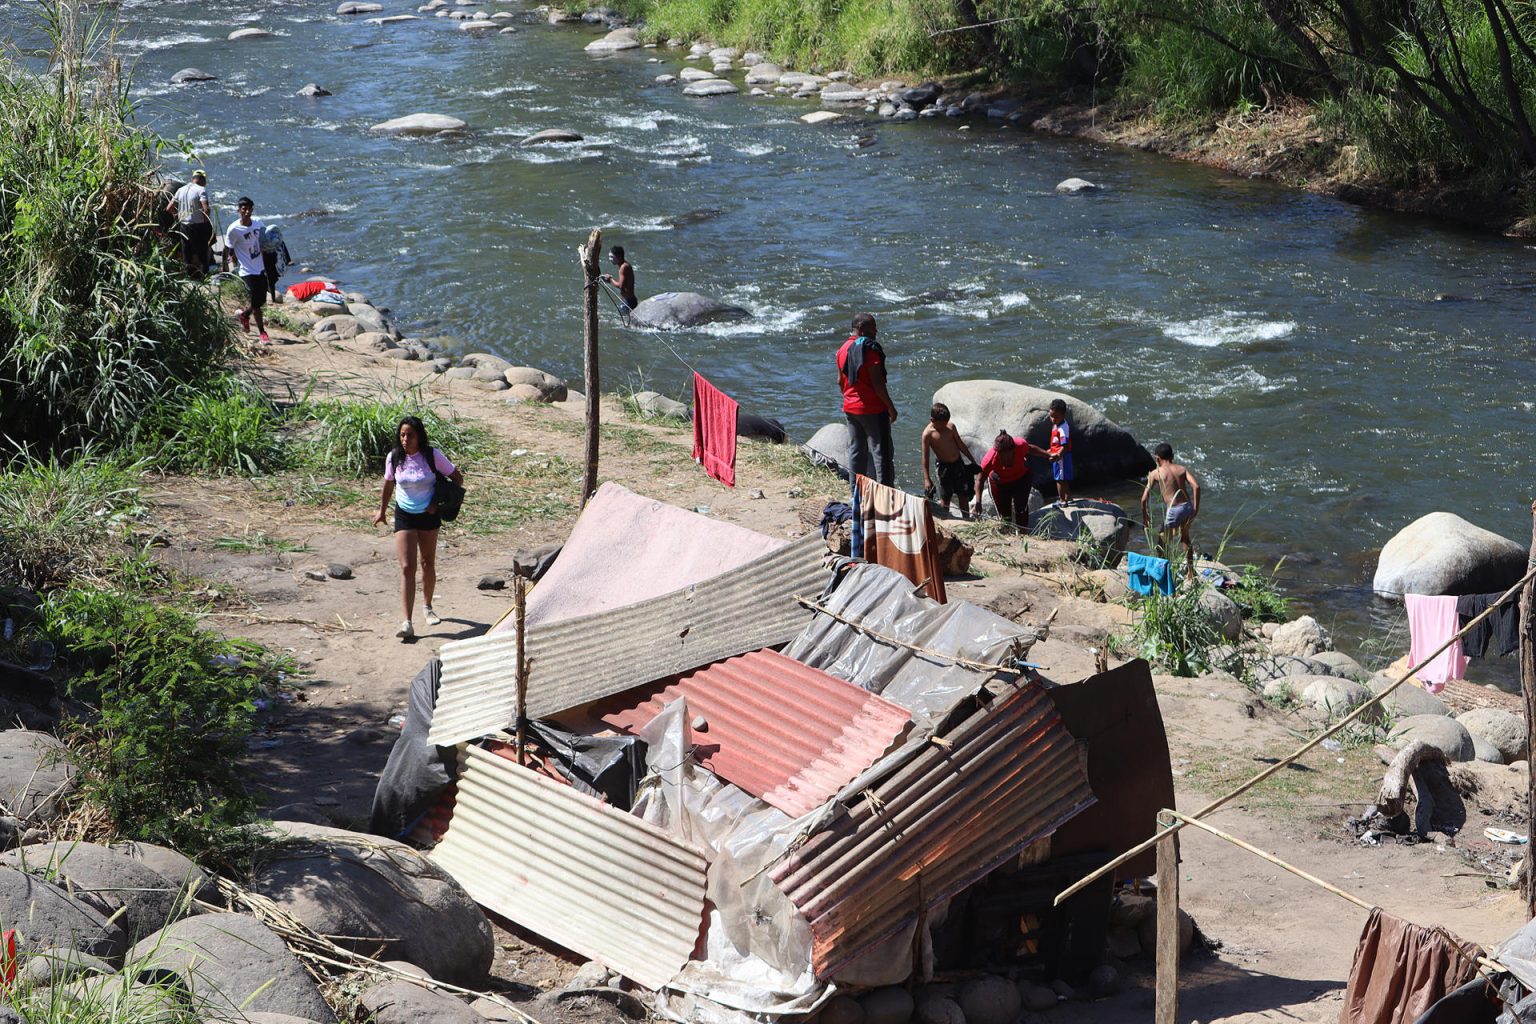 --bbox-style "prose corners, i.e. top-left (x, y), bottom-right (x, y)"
top-left (836, 313), bottom-right (897, 485)
top-left (975, 431), bottom-right (1049, 530)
